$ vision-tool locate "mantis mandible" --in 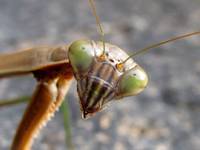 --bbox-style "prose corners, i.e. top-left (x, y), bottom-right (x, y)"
top-left (0, 0), bottom-right (199, 149)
